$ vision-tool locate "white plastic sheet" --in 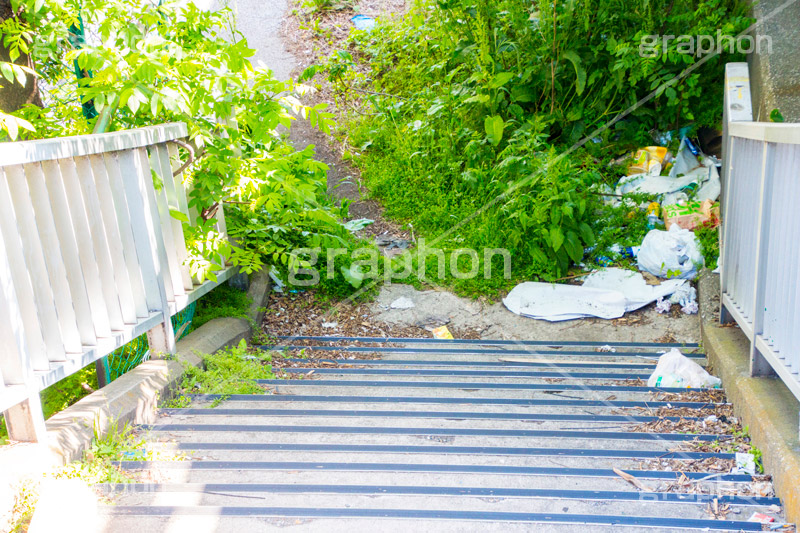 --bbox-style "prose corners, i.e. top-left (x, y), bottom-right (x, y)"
top-left (503, 268), bottom-right (687, 322)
